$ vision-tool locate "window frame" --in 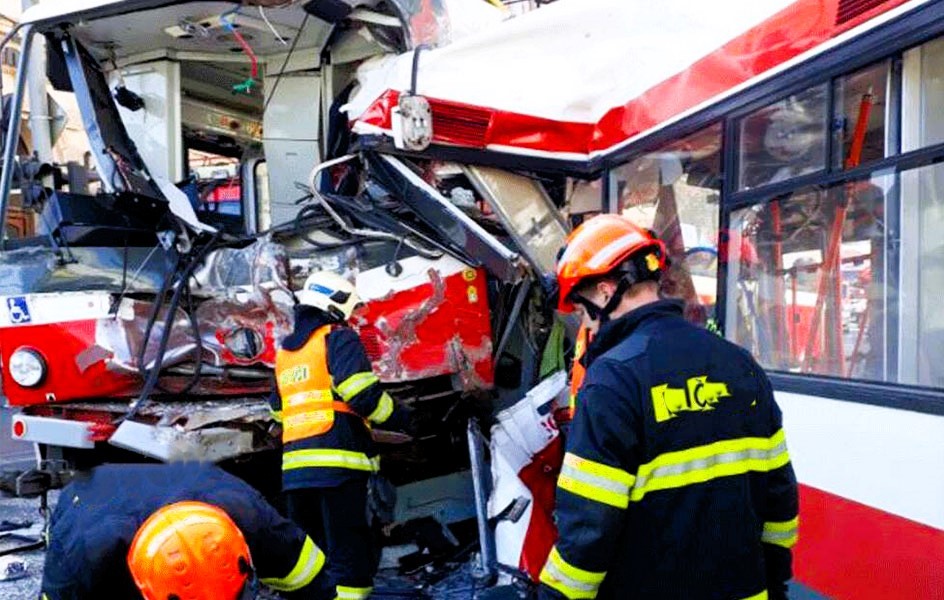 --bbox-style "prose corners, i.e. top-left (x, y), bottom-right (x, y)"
top-left (602, 2), bottom-right (944, 414)
top-left (606, 121), bottom-right (725, 327)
